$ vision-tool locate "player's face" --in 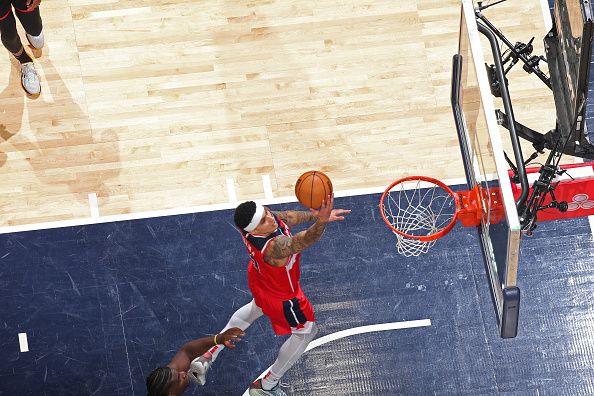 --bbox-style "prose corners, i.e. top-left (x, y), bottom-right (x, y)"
top-left (166, 368), bottom-right (189, 395)
top-left (252, 207), bottom-right (277, 235)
